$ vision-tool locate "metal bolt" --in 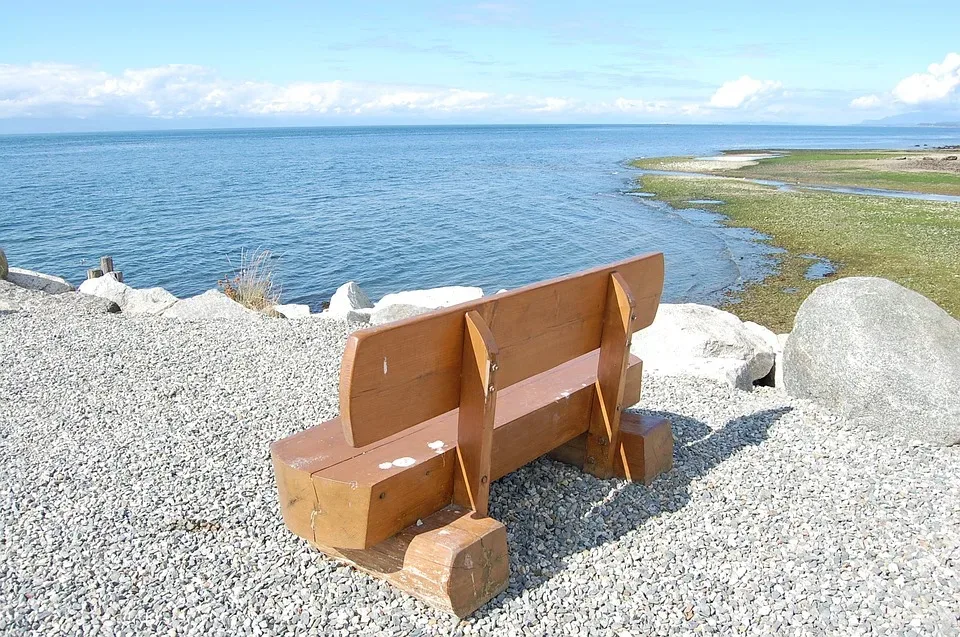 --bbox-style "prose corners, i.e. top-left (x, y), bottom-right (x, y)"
top-left (616, 405), bottom-right (622, 412)
top-left (480, 475), bottom-right (488, 484)
top-left (378, 492), bottom-right (386, 500)
top-left (598, 436), bottom-right (608, 446)
top-left (586, 456), bottom-right (595, 465)
top-left (631, 314), bottom-right (637, 321)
